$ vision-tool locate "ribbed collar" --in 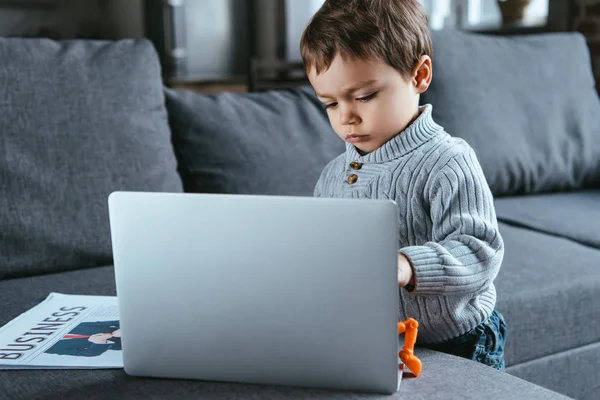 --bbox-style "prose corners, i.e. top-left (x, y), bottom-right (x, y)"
top-left (345, 104), bottom-right (443, 164)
